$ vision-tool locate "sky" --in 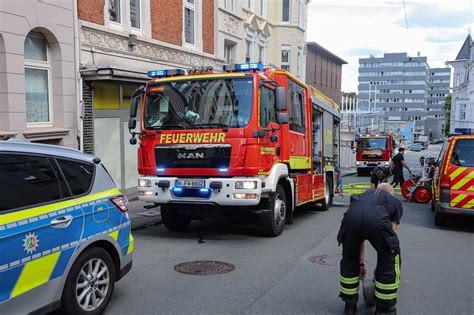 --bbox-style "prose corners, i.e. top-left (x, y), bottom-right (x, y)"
top-left (307, 0), bottom-right (473, 92)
